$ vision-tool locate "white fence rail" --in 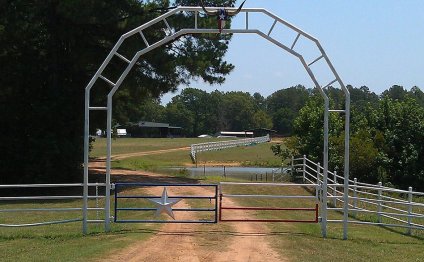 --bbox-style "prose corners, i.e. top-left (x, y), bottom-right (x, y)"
top-left (293, 155), bottom-right (424, 235)
top-left (0, 183), bottom-right (106, 227)
top-left (190, 135), bottom-right (270, 162)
